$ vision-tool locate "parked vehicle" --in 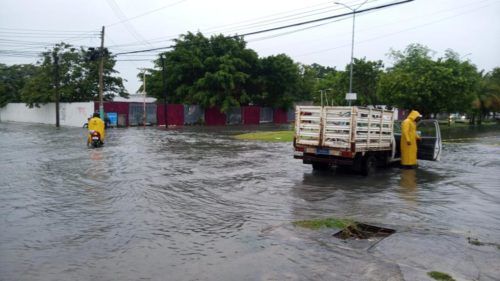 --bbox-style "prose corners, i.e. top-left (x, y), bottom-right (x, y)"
top-left (293, 106), bottom-right (441, 175)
